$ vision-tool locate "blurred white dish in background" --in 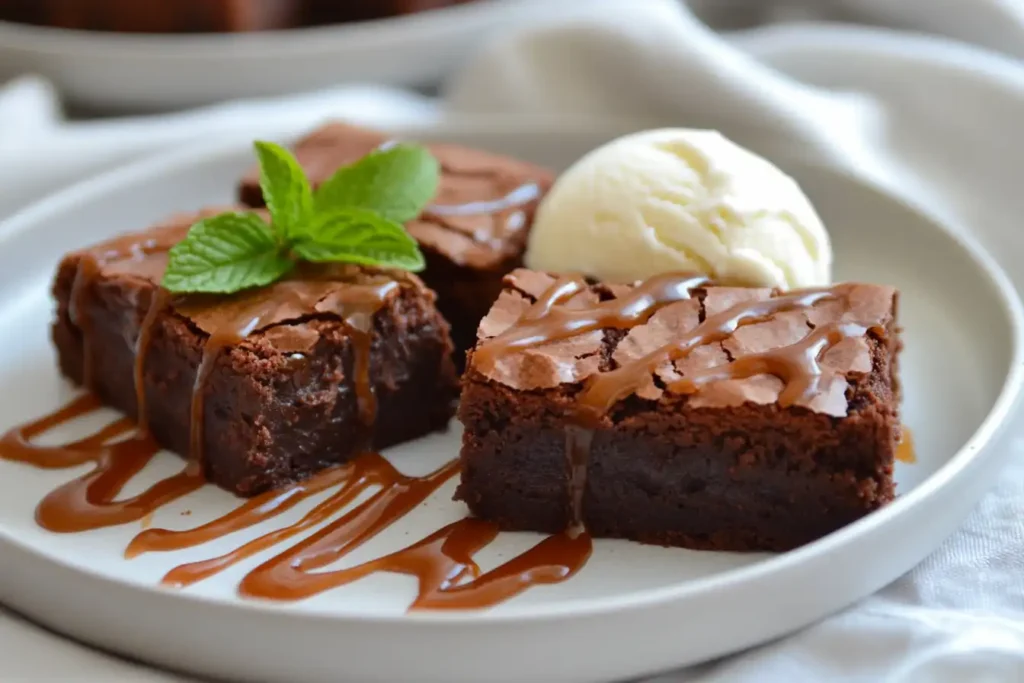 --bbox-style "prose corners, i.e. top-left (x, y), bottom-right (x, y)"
top-left (0, 0), bottom-right (561, 112)
top-left (526, 128), bottom-right (832, 289)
